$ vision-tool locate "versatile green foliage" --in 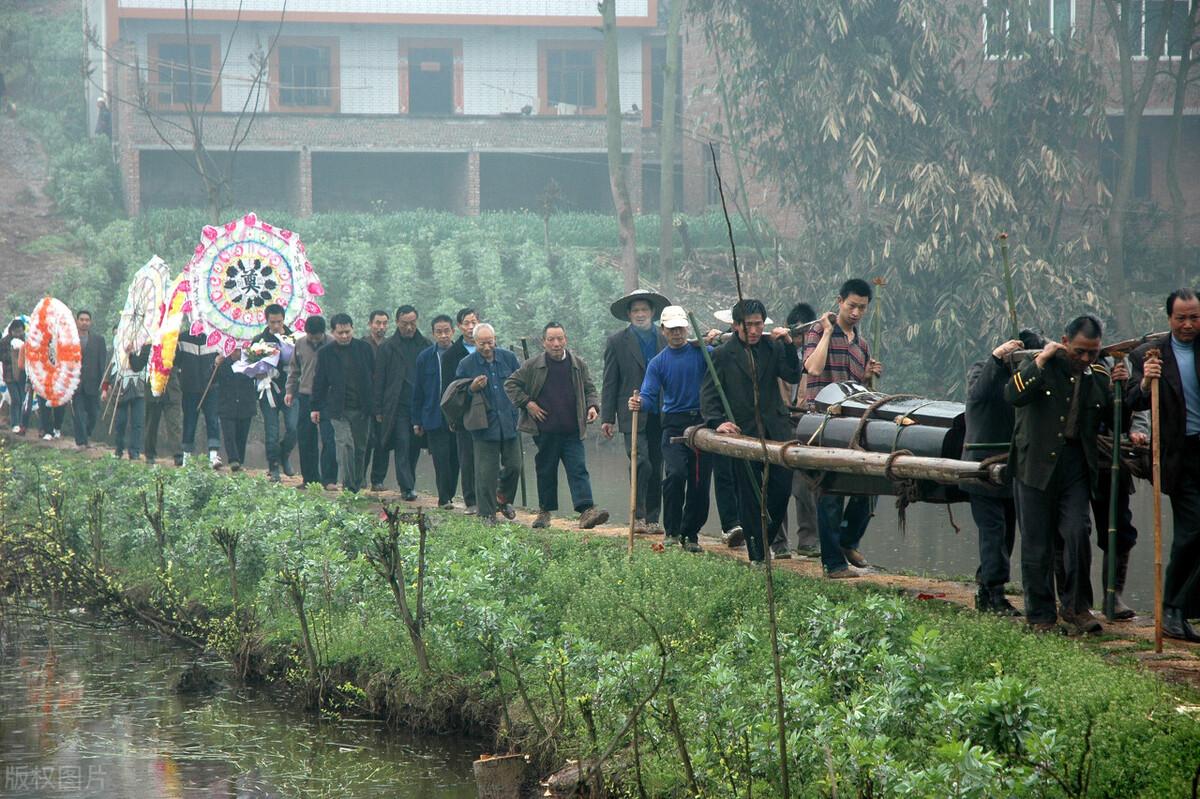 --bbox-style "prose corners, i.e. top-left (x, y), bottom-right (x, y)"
top-left (3, 442), bottom-right (1199, 797)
